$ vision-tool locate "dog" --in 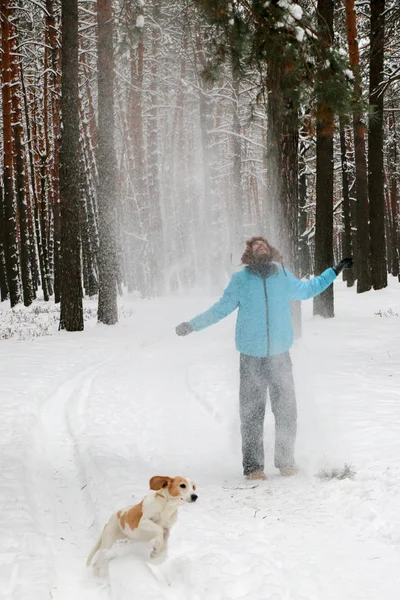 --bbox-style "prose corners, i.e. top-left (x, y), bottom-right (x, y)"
top-left (86, 475), bottom-right (197, 573)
